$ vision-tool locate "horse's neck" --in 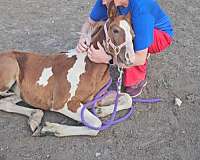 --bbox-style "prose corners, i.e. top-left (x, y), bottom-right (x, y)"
top-left (86, 24), bottom-right (109, 70)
